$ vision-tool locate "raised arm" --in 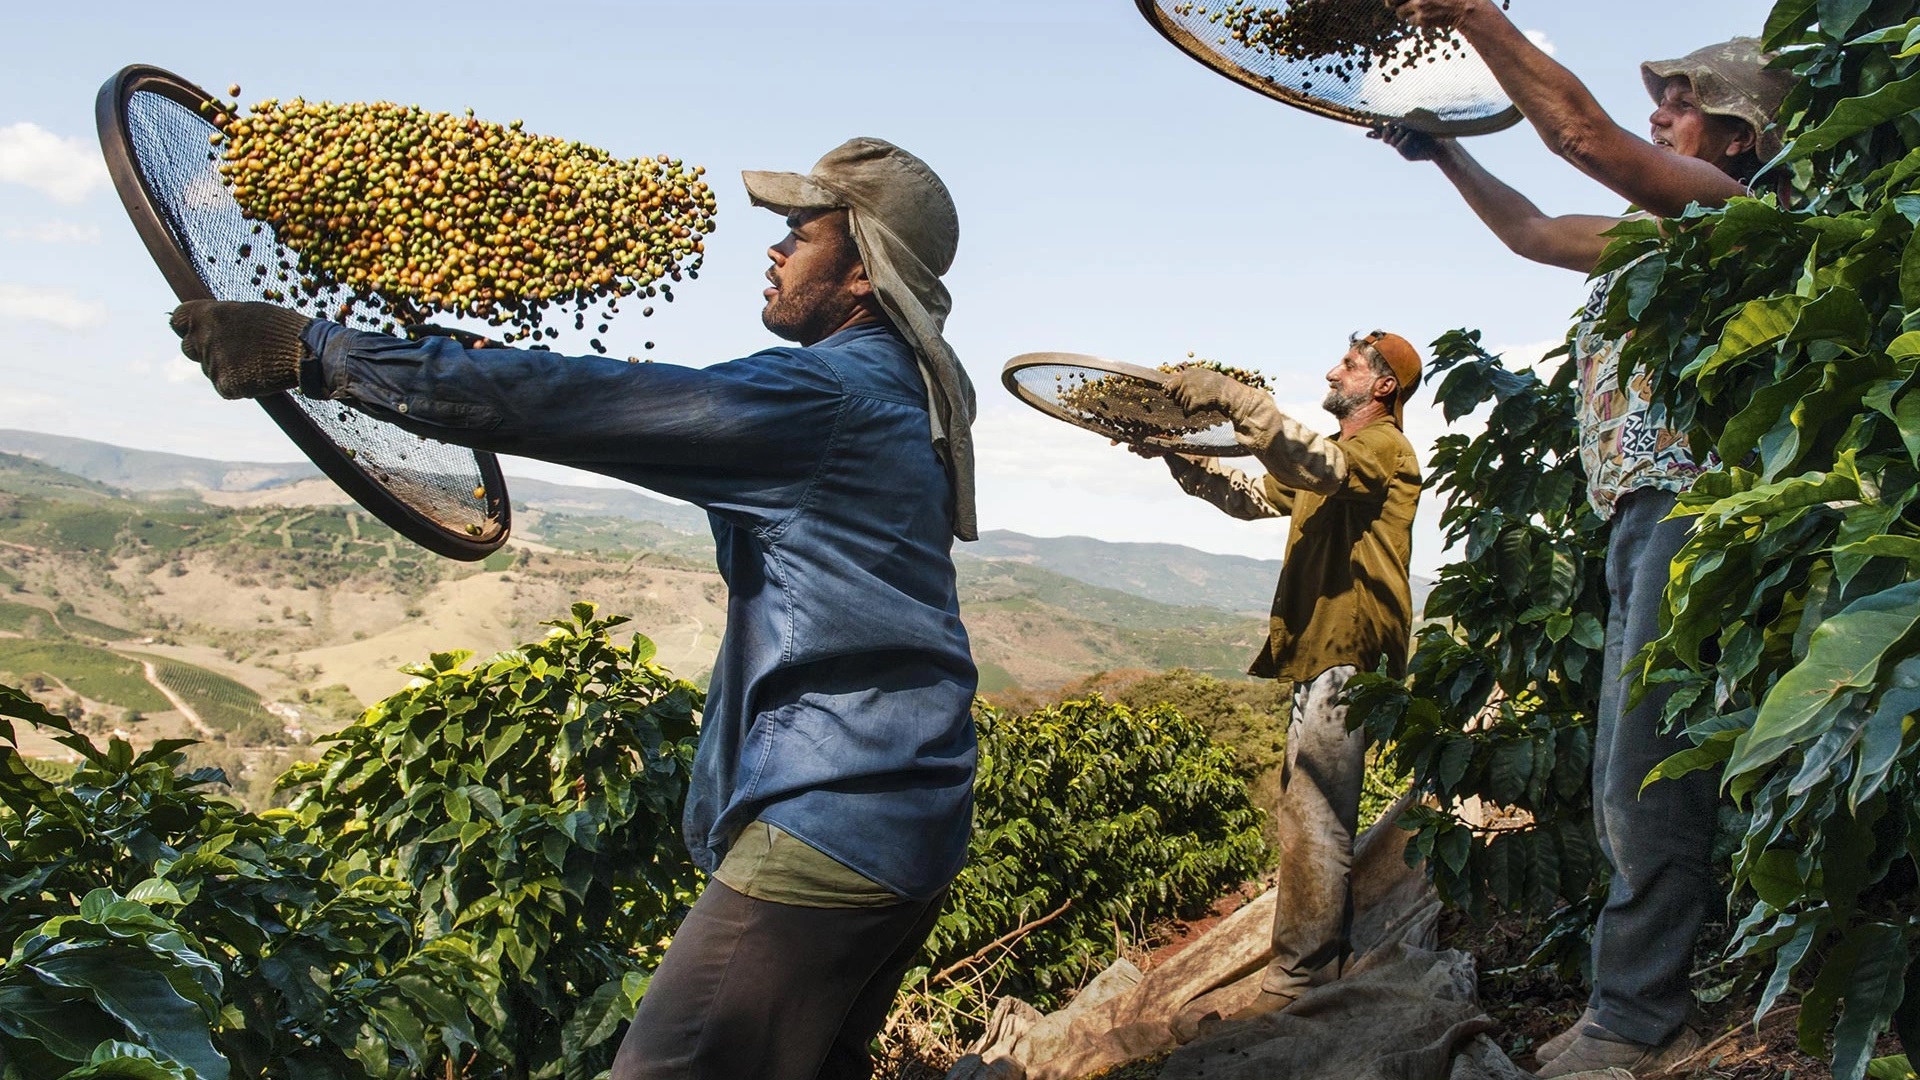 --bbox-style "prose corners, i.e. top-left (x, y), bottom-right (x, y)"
top-left (1375, 125), bottom-right (1622, 273)
top-left (1392, 0), bottom-right (1749, 216)
top-left (1163, 454), bottom-right (1291, 520)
